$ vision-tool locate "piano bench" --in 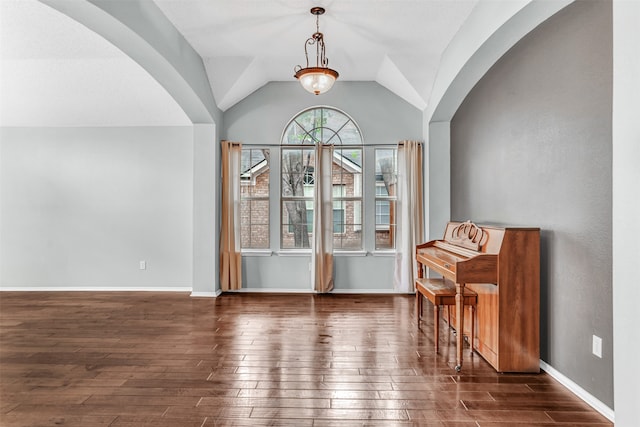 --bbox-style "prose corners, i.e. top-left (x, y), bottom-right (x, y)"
top-left (415, 278), bottom-right (478, 354)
